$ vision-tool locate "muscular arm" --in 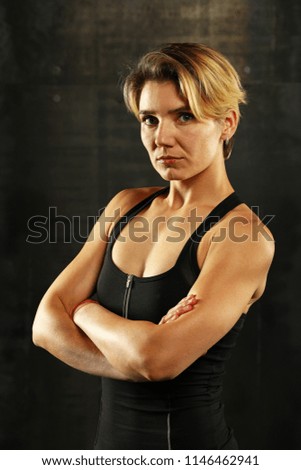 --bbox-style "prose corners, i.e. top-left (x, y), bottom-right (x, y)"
top-left (34, 286), bottom-right (195, 380)
top-left (32, 188), bottom-right (163, 380)
top-left (34, 294), bottom-right (135, 379)
top-left (73, 221), bottom-right (275, 381)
